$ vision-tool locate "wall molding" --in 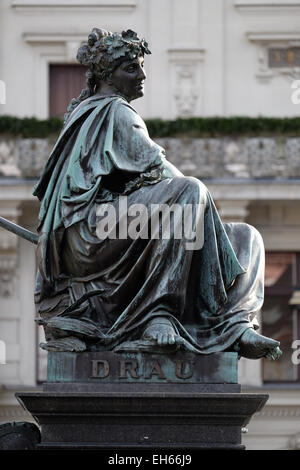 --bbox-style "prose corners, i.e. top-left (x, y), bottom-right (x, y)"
top-left (247, 32), bottom-right (300, 82)
top-left (12, 0), bottom-right (137, 14)
top-left (235, 0), bottom-right (300, 14)
top-left (23, 32), bottom-right (86, 45)
top-left (168, 48), bottom-right (205, 118)
top-left (257, 407), bottom-right (300, 417)
top-left (22, 34), bottom-right (79, 118)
